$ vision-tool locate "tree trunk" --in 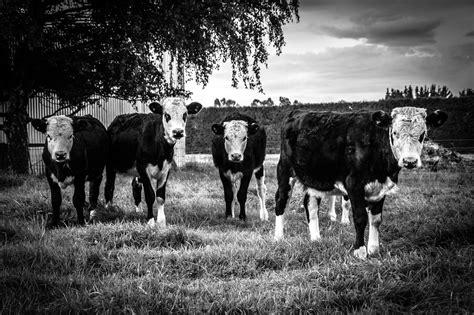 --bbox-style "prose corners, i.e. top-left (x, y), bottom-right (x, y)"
top-left (4, 90), bottom-right (30, 174)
